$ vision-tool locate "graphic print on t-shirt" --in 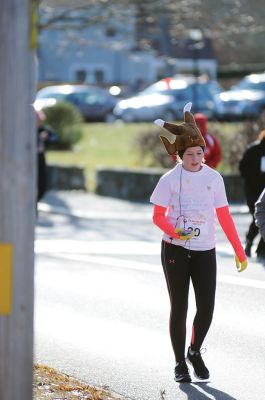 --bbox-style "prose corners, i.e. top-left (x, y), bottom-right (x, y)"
top-left (171, 176), bottom-right (212, 242)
